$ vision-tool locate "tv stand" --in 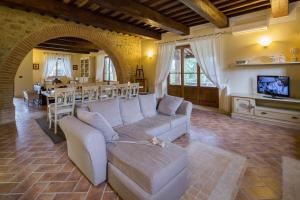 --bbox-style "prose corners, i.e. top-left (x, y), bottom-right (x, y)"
top-left (262, 95), bottom-right (284, 99)
top-left (231, 93), bottom-right (300, 130)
